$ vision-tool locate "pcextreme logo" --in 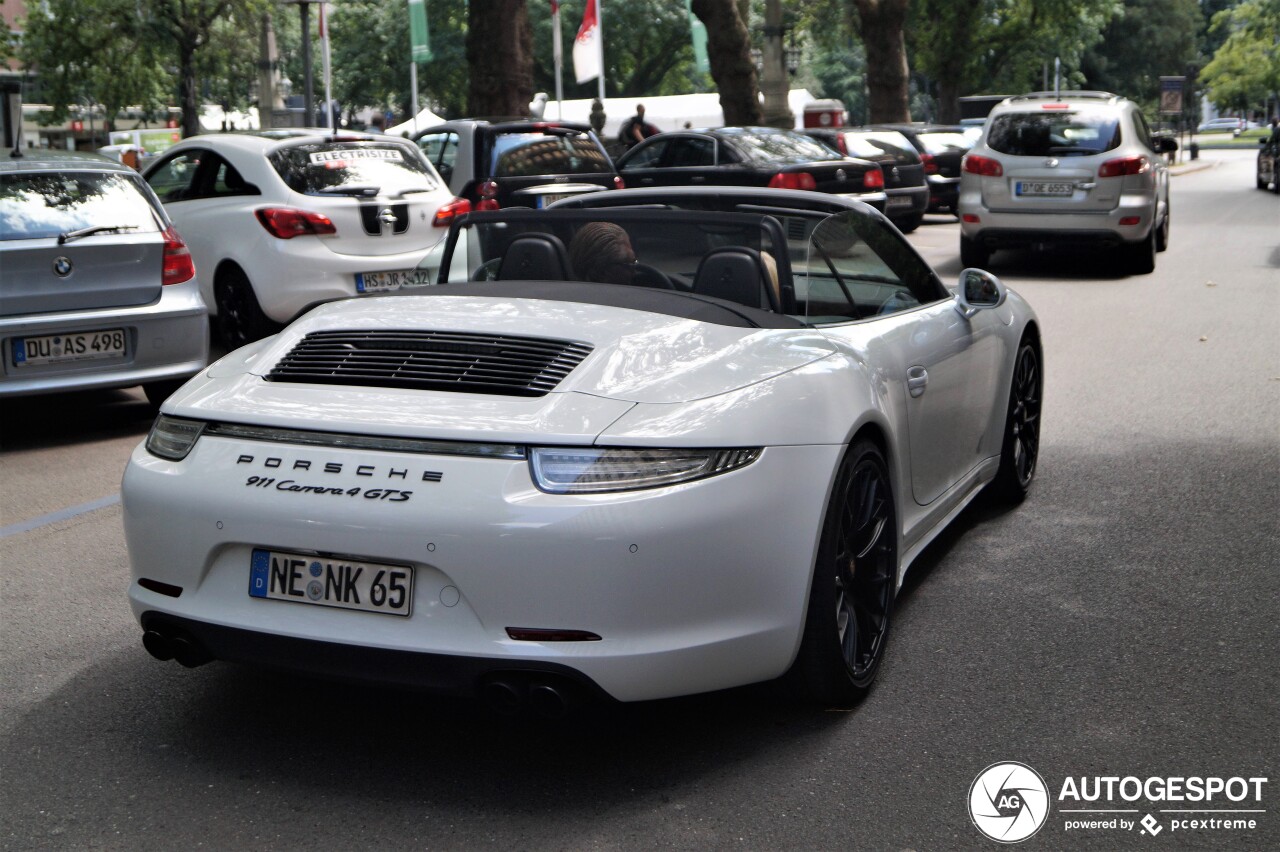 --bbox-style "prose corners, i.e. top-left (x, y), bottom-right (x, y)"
top-left (969, 764), bottom-right (1269, 843)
